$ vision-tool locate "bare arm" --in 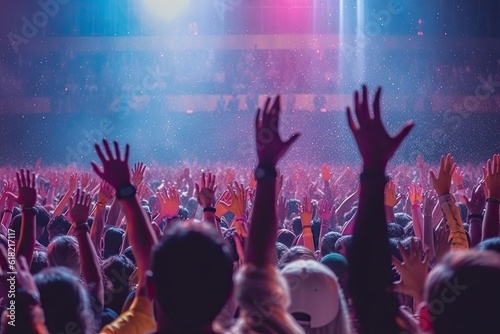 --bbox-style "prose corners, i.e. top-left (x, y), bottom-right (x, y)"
top-left (15, 170), bottom-right (38, 267)
top-left (70, 189), bottom-right (104, 307)
top-left (246, 96), bottom-right (300, 268)
top-left (91, 140), bottom-right (157, 283)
